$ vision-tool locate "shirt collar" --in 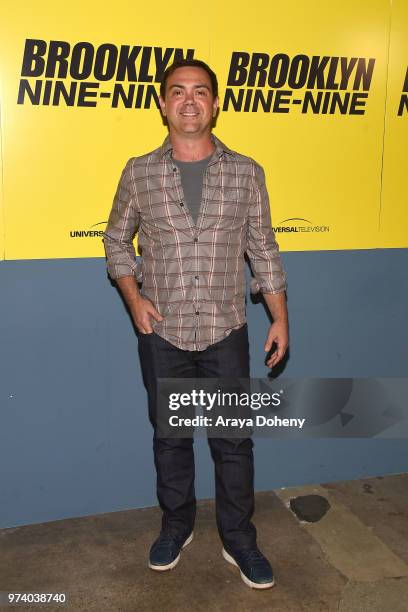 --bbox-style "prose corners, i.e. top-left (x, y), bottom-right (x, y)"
top-left (158, 133), bottom-right (235, 161)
